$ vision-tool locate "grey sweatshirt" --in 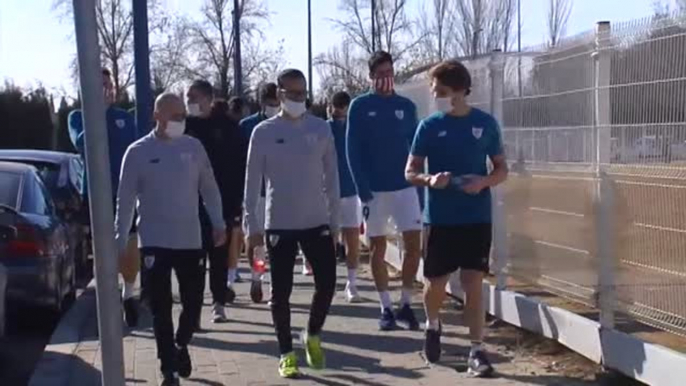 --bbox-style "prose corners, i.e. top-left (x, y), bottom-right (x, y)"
top-left (115, 131), bottom-right (226, 251)
top-left (244, 114), bottom-right (340, 236)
